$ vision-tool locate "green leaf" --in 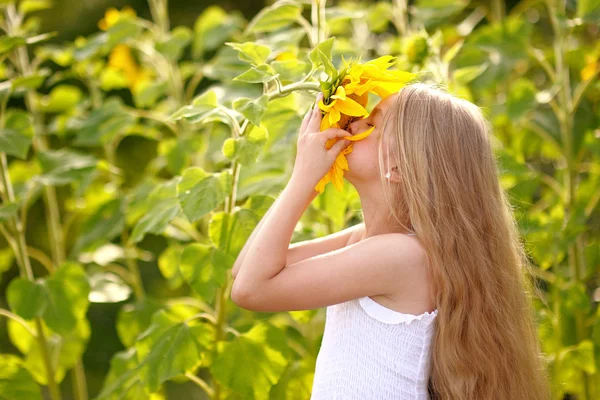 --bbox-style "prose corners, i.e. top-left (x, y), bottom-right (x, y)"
top-left (11, 71), bottom-right (49, 91)
top-left (225, 42), bottom-right (272, 65)
top-left (0, 36), bottom-right (27, 55)
top-left (6, 278), bottom-right (46, 320)
top-left (158, 245), bottom-right (185, 290)
top-left (192, 5), bottom-right (243, 58)
top-left (309, 37), bottom-right (335, 67)
top-left (210, 322), bottom-right (288, 398)
top-left (135, 308), bottom-right (214, 392)
top-left (233, 64), bottom-right (278, 83)
top-left (116, 299), bottom-right (162, 348)
top-left (73, 97), bottom-right (137, 146)
top-left (179, 243), bottom-right (234, 301)
top-left (232, 95), bottom-right (269, 127)
top-left (209, 209), bottom-right (260, 258)
top-left (37, 149), bottom-right (97, 186)
top-left (0, 202), bottom-right (18, 222)
top-left (8, 318), bottom-right (90, 385)
top-left (0, 354), bottom-right (42, 400)
top-left (507, 78), bottom-right (538, 120)
top-left (168, 89), bottom-right (220, 123)
top-left (245, 2), bottom-right (303, 33)
top-left (130, 178), bottom-right (182, 244)
top-left (0, 129), bottom-right (32, 159)
top-left (18, 0), bottom-right (53, 15)
top-left (42, 262), bottom-right (90, 335)
top-left (271, 59), bottom-right (311, 82)
top-left (177, 167), bottom-right (231, 223)
top-left (36, 85), bottom-right (83, 113)
top-left (155, 26), bottom-right (192, 62)
top-left (71, 198), bottom-right (125, 255)
top-left (452, 63), bottom-right (488, 84)
top-left (96, 348), bottom-right (148, 400)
